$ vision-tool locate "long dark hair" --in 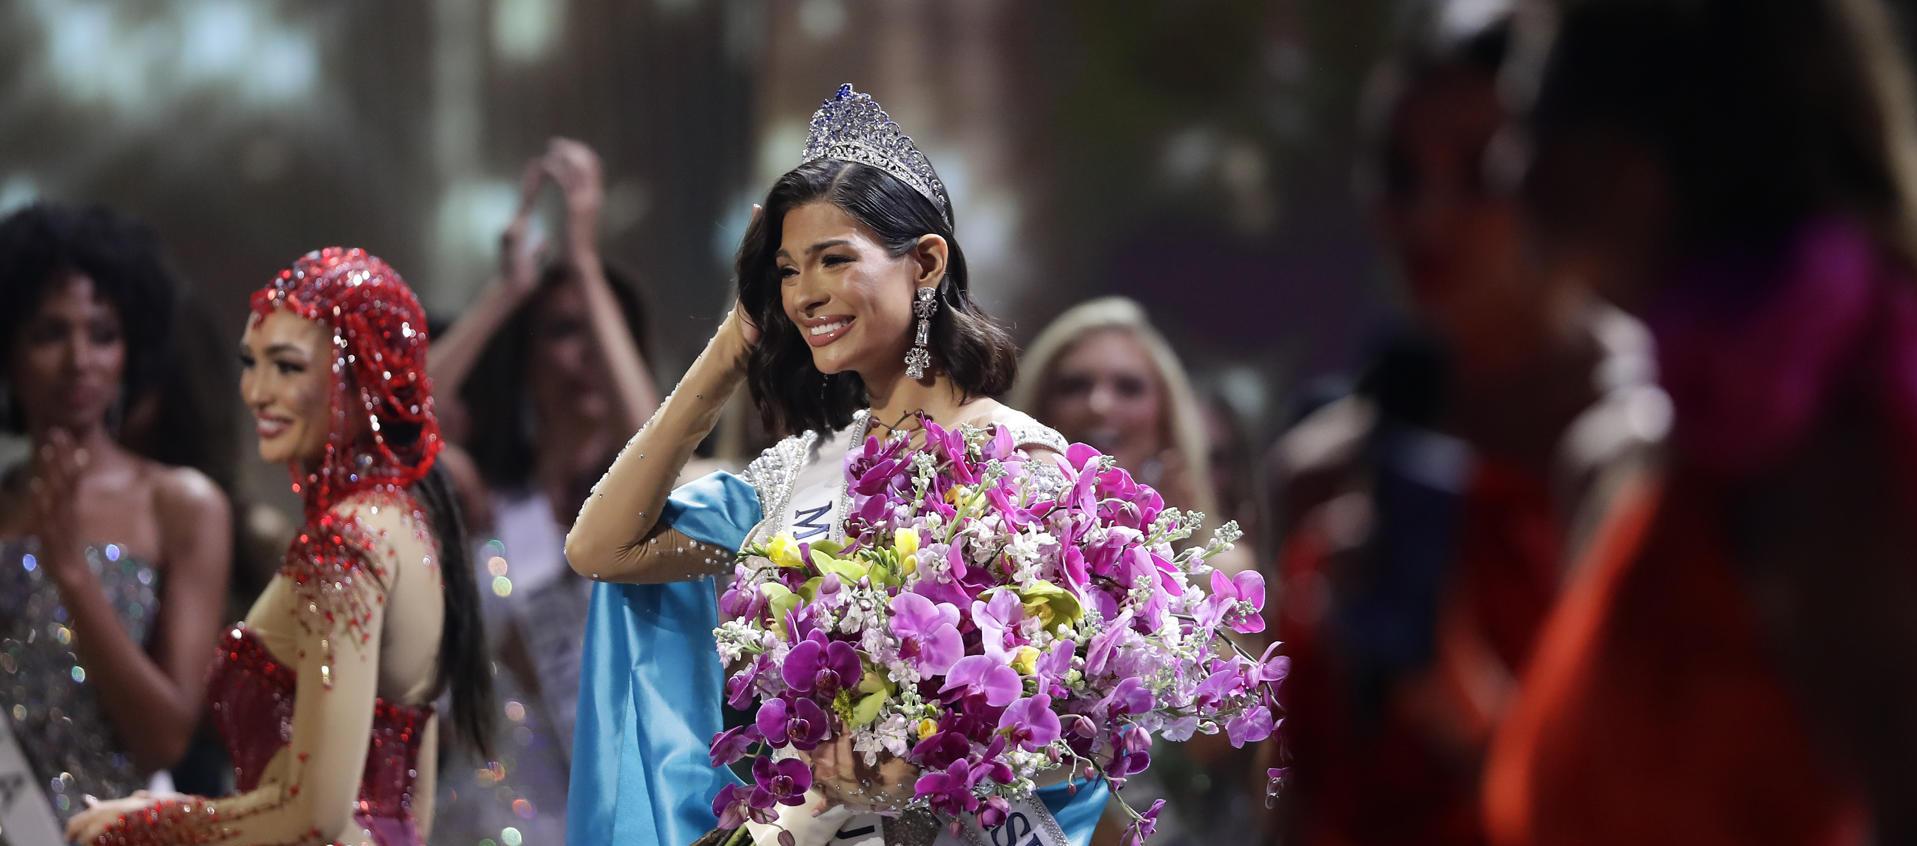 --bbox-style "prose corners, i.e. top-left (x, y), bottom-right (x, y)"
top-left (1523, 0), bottom-right (1917, 266)
top-left (412, 461), bottom-right (495, 756)
top-left (734, 160), bottom-right (1019, 435)
top-left (459, 260), bottom-right (652, 490)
